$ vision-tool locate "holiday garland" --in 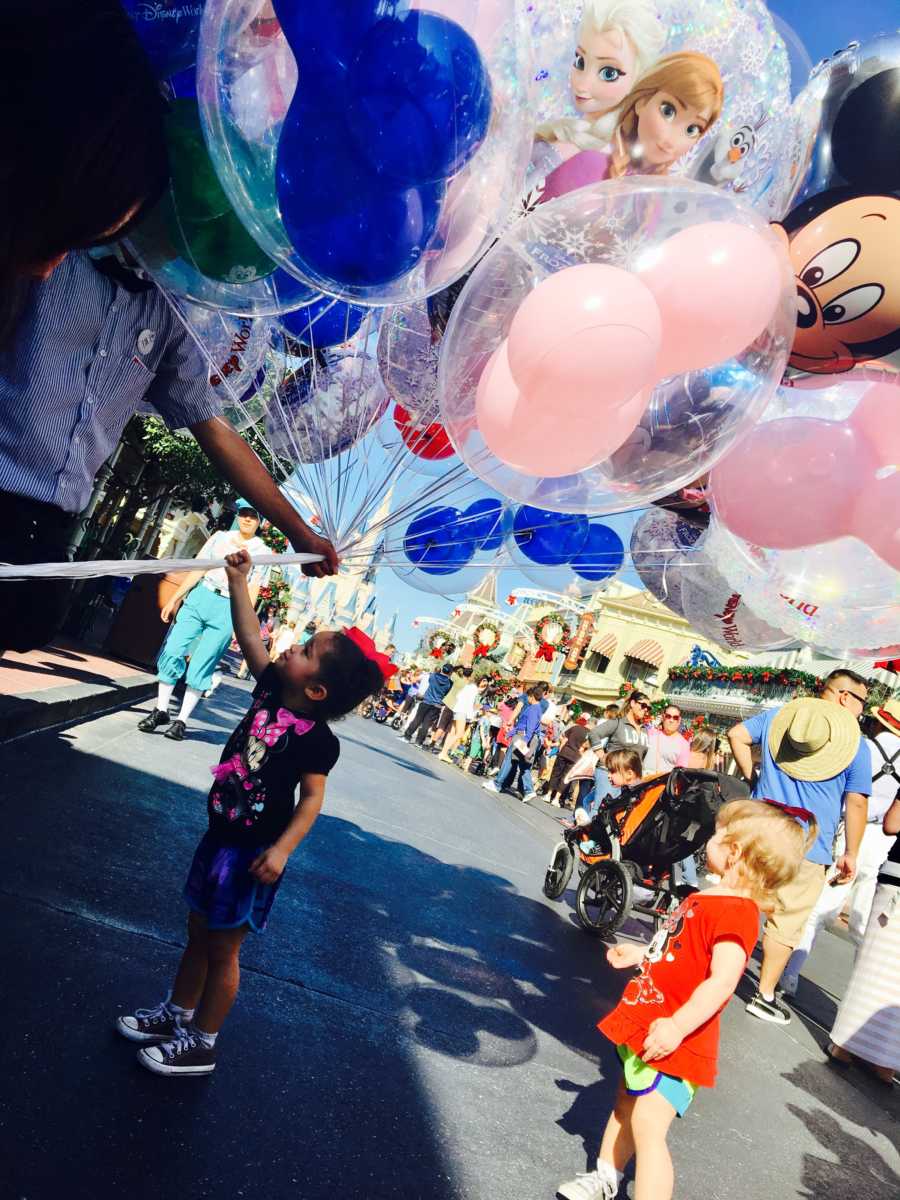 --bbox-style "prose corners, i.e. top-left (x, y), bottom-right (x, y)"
top-left (472, 618), bottom-right (501, 657)
top-left (667, 664), bottom-right (823, 692)
top-left (428, 629), bottom-right (458, 659)
top-left (535, 610), bottom-right (572, 662)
